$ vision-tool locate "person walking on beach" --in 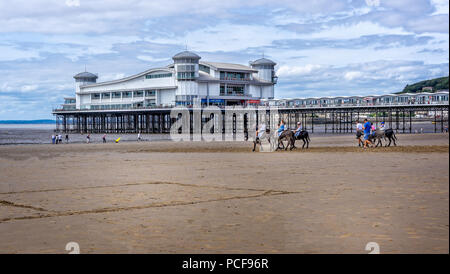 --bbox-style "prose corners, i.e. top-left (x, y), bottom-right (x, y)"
top-left (58, 134), bottom-right (62, 144)
top-left (356, 120), bottom-right (363, 147)
top-left (86, 134), bottom-right (91, 144)
top-left (51, 134), bottom-right (56, 144)
top-left (65, 134), bottom-right (69, 143)
top-left (137, 132), bottom-right (141, 141)
top-left (363, 119), bottom-right (372, 148)
top-left (102, 133), bottom-right (107, 143)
